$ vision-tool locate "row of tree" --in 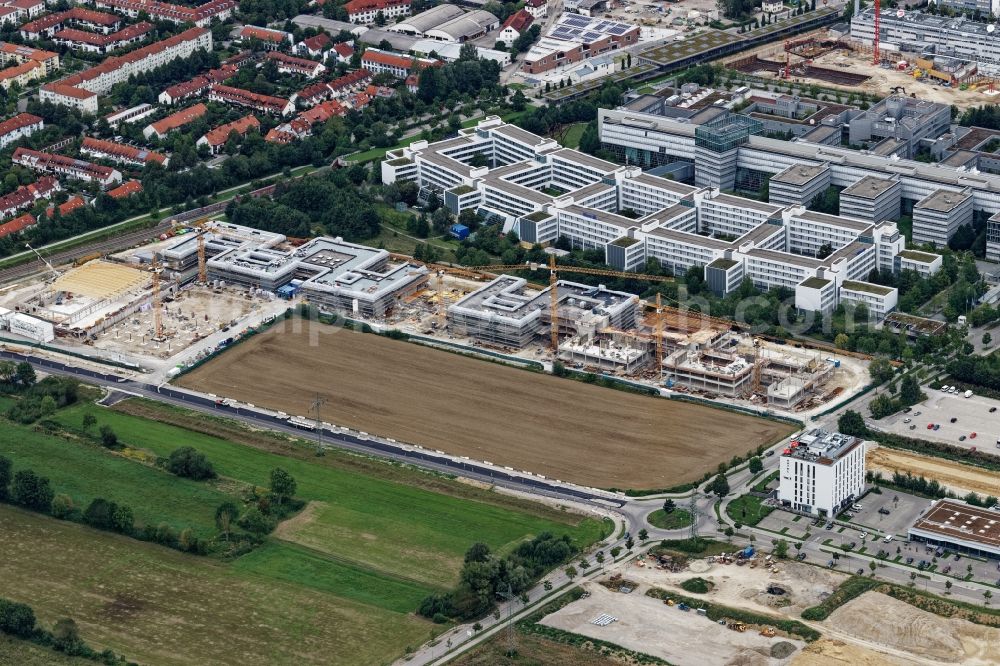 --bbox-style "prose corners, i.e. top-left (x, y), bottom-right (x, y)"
top-left (0, 596), bottom-right (126, 664)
